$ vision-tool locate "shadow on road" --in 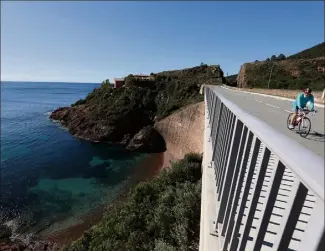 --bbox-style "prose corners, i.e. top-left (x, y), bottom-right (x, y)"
top-left (306, 131), bottom-right (325, 142)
